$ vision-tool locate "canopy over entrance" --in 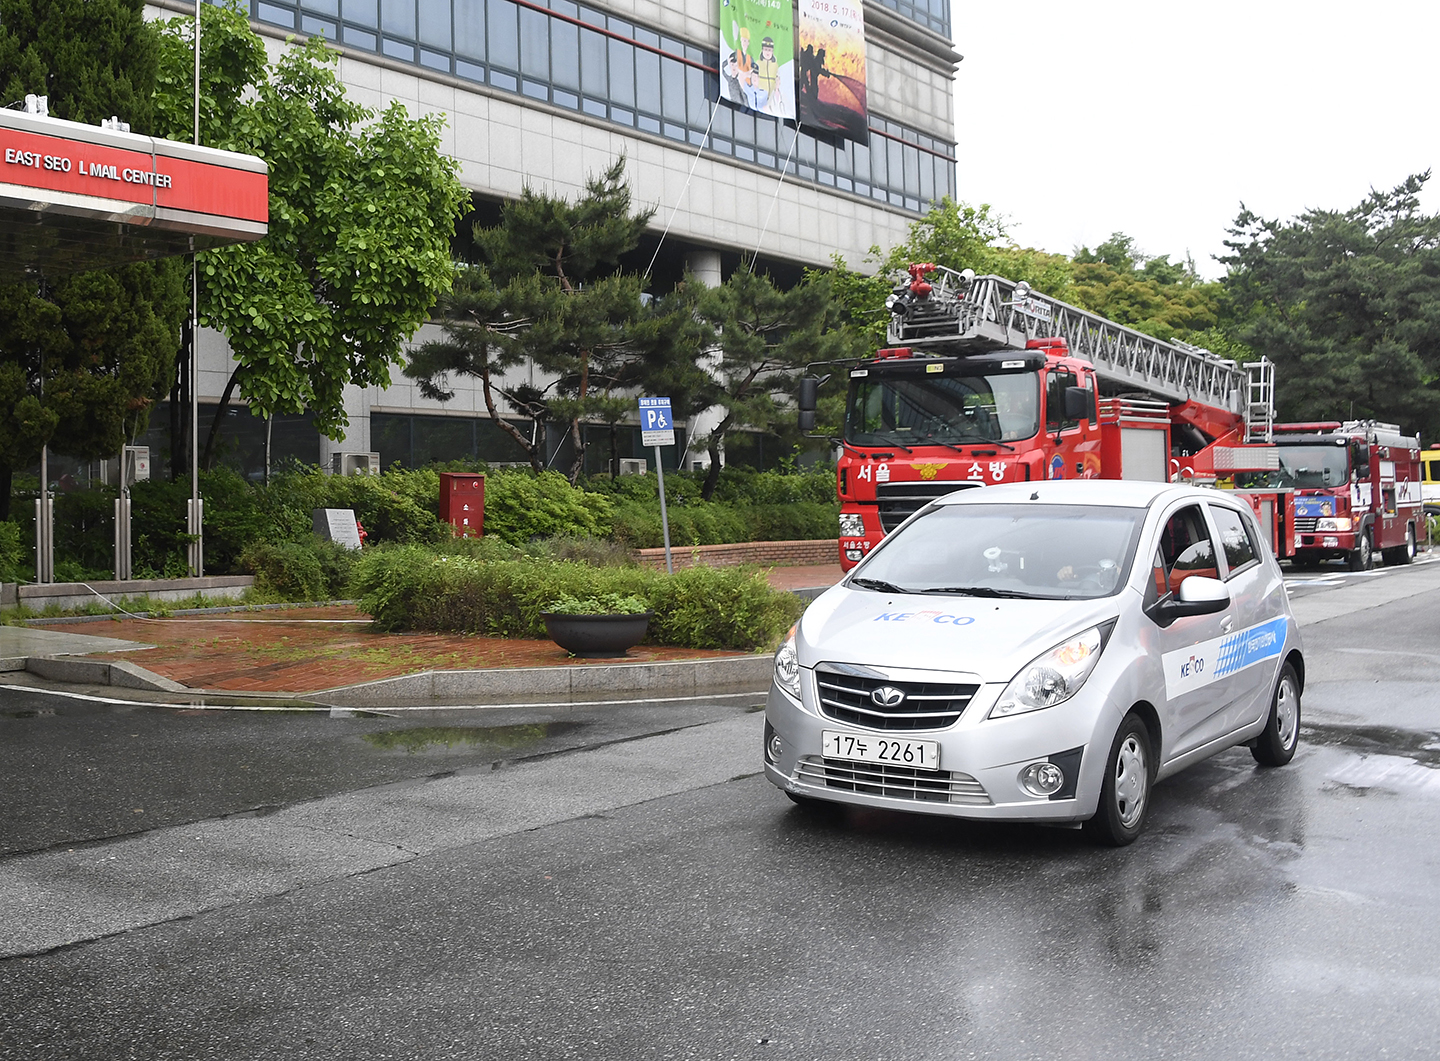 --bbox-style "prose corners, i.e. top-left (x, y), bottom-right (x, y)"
top-left (0, 107), bottom-right (268, 281)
